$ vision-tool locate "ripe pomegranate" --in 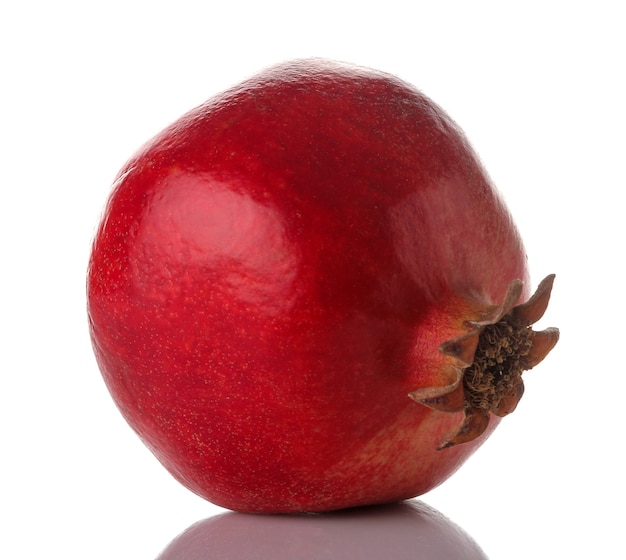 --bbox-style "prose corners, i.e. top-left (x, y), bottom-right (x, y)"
top-left (87, 58), bottom-right (558, 513)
